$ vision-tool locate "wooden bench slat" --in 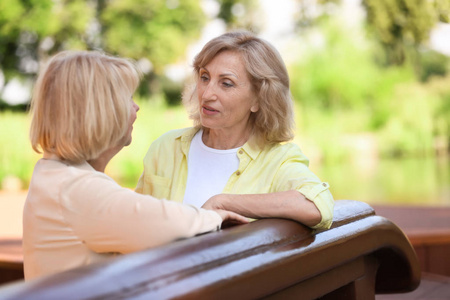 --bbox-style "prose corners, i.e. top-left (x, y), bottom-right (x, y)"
top-left (0, 200), bottom-right (421, 300)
